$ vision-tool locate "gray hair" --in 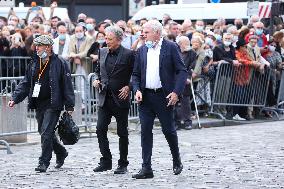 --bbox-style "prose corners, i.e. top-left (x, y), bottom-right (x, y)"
top-left (227, 25), bottom-right (237, 34)
top-left (105, 25), bottom-right (124, 41)
top-left (143, 20), bottom-right (163, 36)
